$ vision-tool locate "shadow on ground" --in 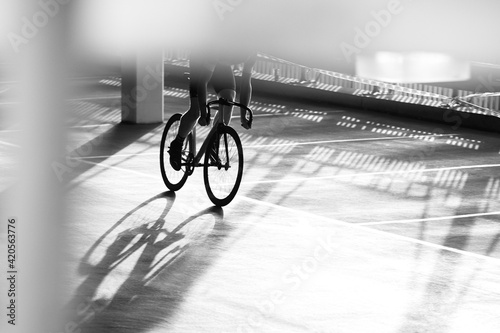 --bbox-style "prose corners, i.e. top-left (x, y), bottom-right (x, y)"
top-left (64, 191), bottom-right (230, 333)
